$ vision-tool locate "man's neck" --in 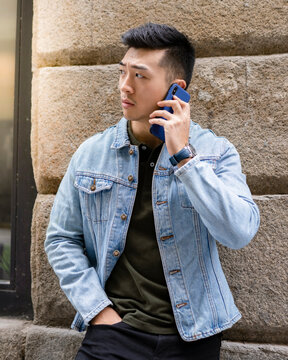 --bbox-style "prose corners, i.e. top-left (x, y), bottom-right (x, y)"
top-left (130, 120), bottom-right (163, 149)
